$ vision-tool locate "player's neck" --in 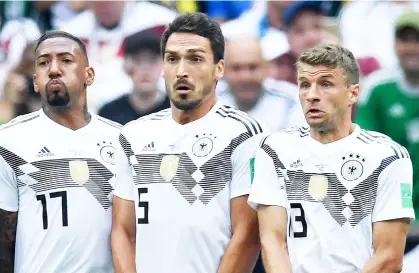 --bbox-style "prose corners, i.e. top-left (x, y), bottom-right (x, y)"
top-left (171, 94), bottom-right (217, 125)
top-left (43, 104), bottom-right (91, 131)
top-left (310, 120), bottom-right (355, 144)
